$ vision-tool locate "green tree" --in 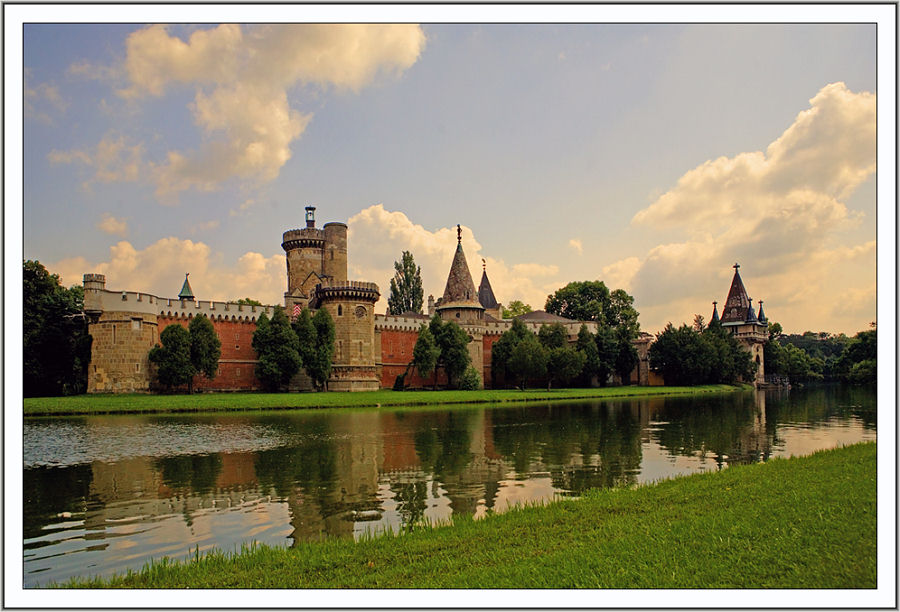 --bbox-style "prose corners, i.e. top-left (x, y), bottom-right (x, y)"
top-left (23, 260), bottom-right (92, 396)
top-left (507, 333), bottom-right (548, 389)
top-left (387, 251), bottom-right (424, 315)
top-left (490, 318), bottom-right (532, 388)
top-left (648, 324), bottom-right (713, 386)
top-left (308, 308), bottom-right (336, 390)
top-left (502, 300), bottom-right (532, 319)
top-left (702, 321), bottom-right (756, 384)
top-left (252, 308), bottom-right (301, 391)
top-left (575, 324), bottom-right (600, 387)
top-left (412, 324), bottom-right (441, 383)
top-left (292, 307), bottom-right (316, 371)
top-left (546, 346), bottom-right (586, 390)
top-left (149, 324), bottom-right (194, 391)
top-left (188, 314), bottom-right (221, 388)
top-left (594, 325), bottom-right (619, 386)
top-left (538, 322), bottom-right (567, 349)
top-left (234, 298), bottom-right (263, 306)
top-left (458, 366), bottom-right (482, 390)
top-left (428, 314), bottom-right (472, 389)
